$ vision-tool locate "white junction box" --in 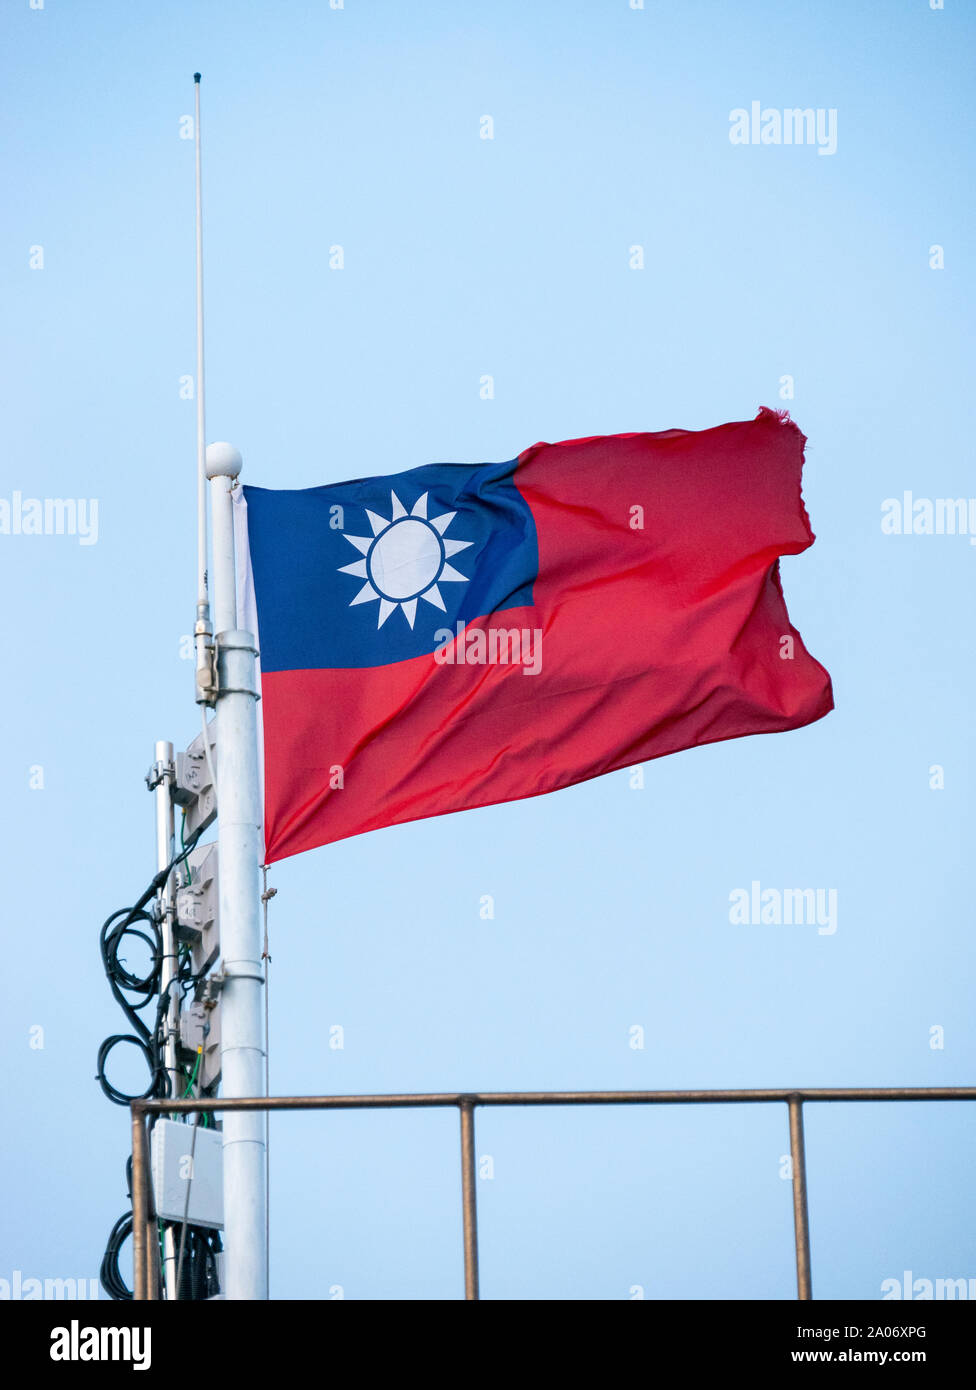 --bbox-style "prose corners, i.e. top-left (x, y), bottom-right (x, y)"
top-left (150, 1118), bottom-right (224, 1230)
